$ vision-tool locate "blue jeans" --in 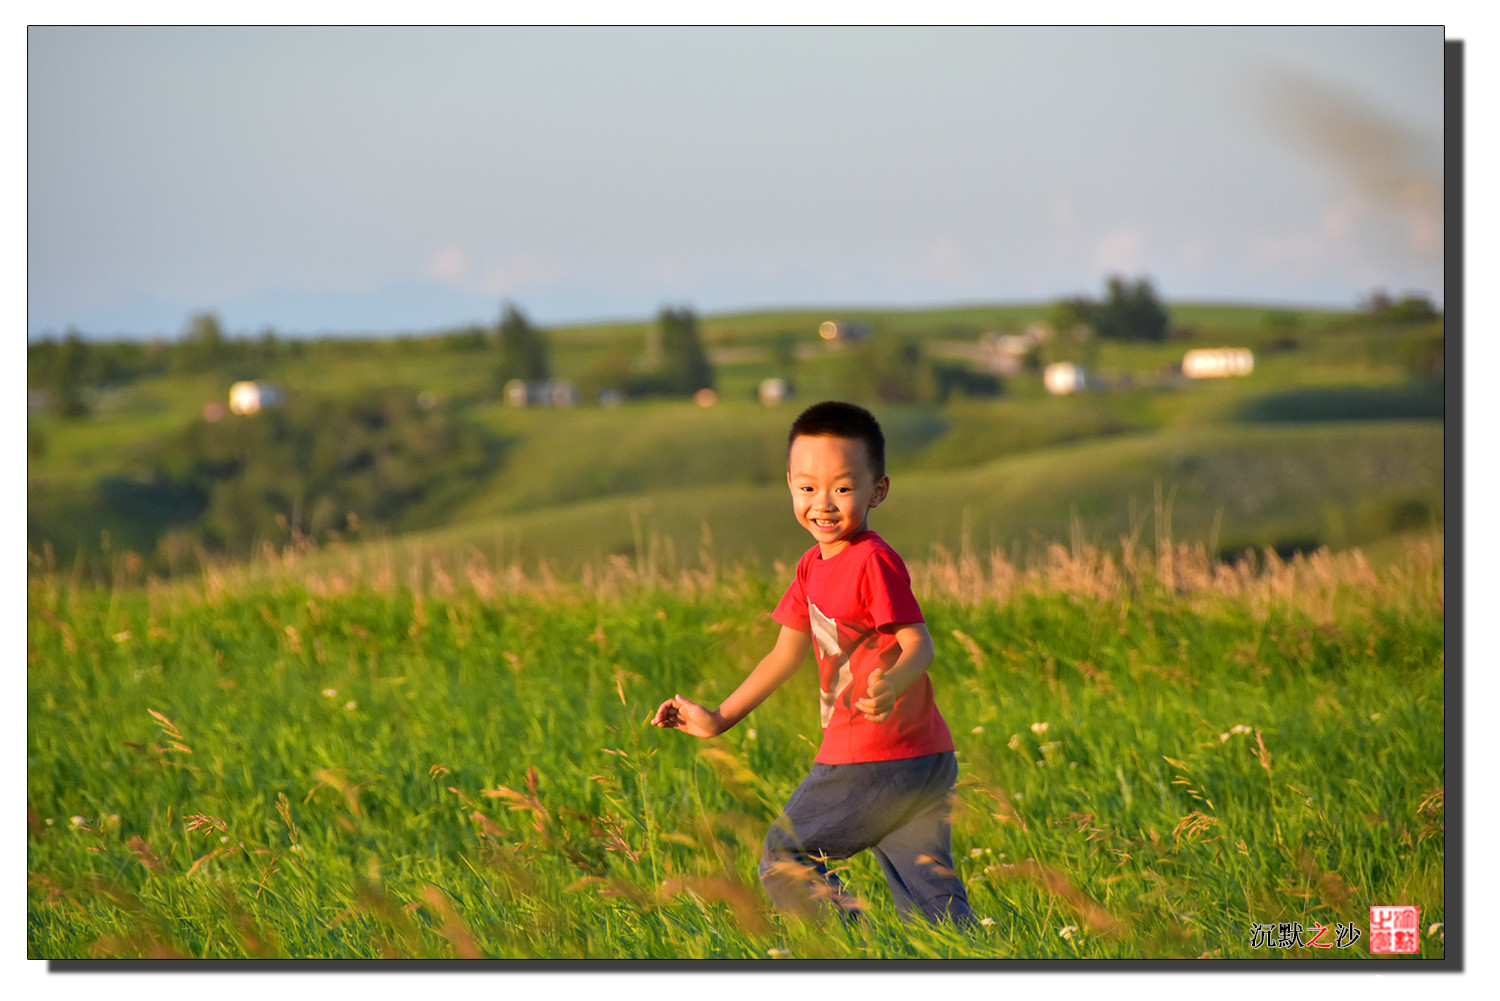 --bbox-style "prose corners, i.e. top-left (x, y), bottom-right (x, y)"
top-left (758, 751), bottom-right (972, 925)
